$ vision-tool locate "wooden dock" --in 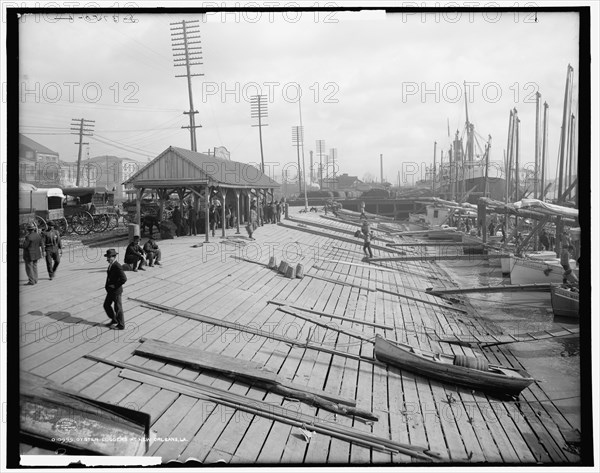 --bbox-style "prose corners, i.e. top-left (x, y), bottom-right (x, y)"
top-left (18, 210), bottom-right (582, 465)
